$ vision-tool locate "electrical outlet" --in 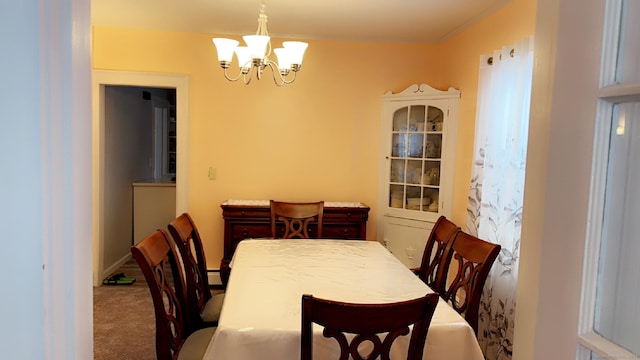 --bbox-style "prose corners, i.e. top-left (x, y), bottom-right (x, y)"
top-left (208, 167), bottom-right (217, 180)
